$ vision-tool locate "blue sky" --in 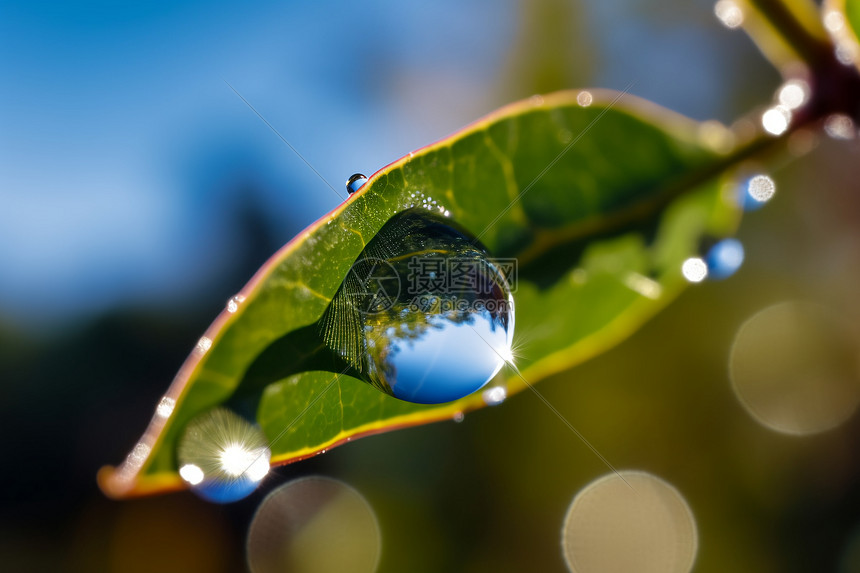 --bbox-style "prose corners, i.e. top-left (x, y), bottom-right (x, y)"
top-left (0, 0), bottom-right (767, 330)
